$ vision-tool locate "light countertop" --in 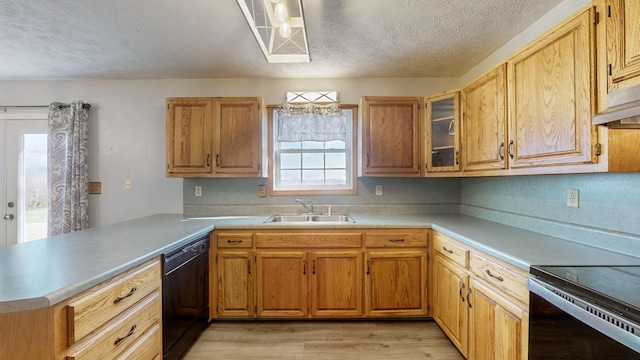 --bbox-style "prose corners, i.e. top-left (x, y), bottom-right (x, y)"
top-left (1, 213), bottom-right (637, 314)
